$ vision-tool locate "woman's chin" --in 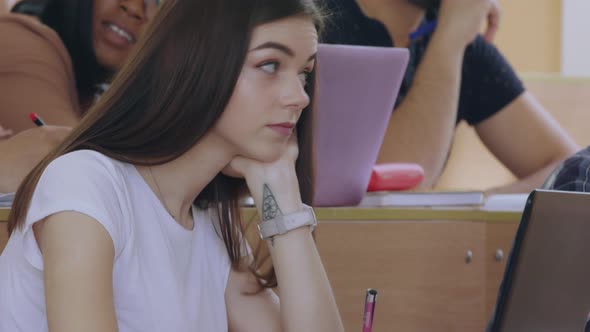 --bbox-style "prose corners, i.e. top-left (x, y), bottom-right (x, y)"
top-left (248, 147), bottom-right (284, 164)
